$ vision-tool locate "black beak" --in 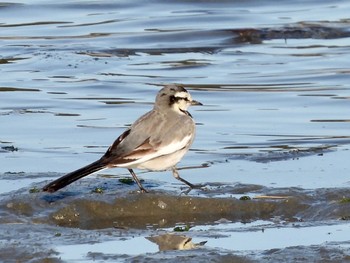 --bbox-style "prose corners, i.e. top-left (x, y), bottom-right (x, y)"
top-left (190, 100), bottom-right (203, 106)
